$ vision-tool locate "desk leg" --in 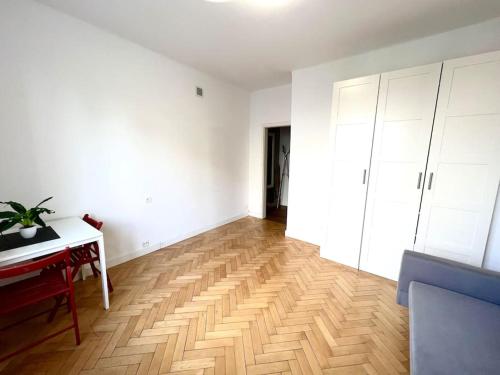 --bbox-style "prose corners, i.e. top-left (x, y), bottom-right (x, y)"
top-left (97, 237), bottom-right (110, 310)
